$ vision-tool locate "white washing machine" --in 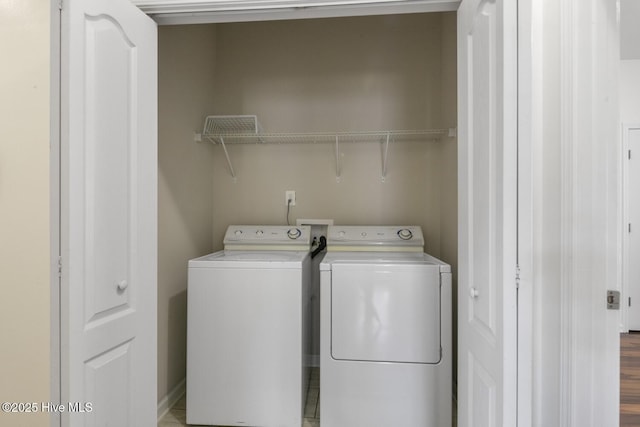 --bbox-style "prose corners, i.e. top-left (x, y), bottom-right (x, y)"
top-left (187, 225), bottom-right (312, 427)
top-left (320, 225), bottom-right (451, 427)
